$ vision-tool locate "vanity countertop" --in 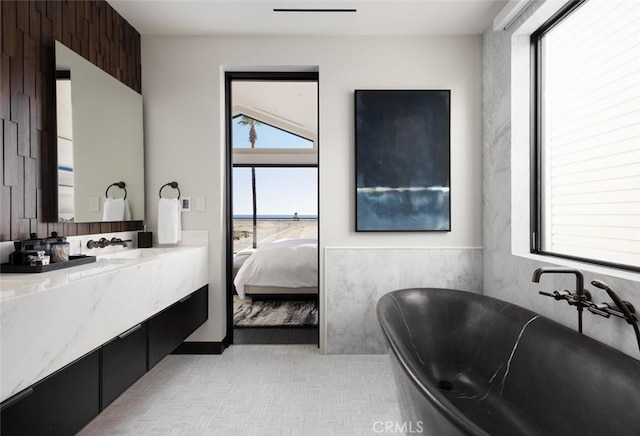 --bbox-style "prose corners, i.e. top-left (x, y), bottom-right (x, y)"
top-left (0, 244), bottom-right (208, 403)
top-left (0, 246), bottom-right (203, 302)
